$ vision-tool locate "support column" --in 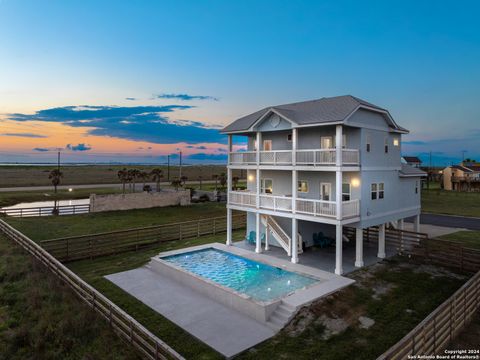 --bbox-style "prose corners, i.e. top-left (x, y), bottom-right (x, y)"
top-left (226, 208), bottom-right (232, 246)
top-left (256, 131), bottom-right (261, 209)
top-left (335, 224), bottom-right (343, 275)
top-left (378, 223), bottom-right (386, 259)
top-left (414, 214), bottom-right (420, 233)
top-left (398, 218), bottom-right (404, 230)
top-left (292, 127), bottom-right (298, 214)
top-left (291, 218), bottom-right (298, 263)
top-left (265, 224), bottom-right (269, 251)
top-left (255, 212), bottom-right (262, 253)
top-left (355, 228), bottom-right (364, 267)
